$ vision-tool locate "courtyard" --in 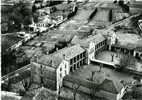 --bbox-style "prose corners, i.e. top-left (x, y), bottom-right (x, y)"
top-left (96, 51), bottom-right (142, 72)
top-left (69, 63), bottom-right (134, 91)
